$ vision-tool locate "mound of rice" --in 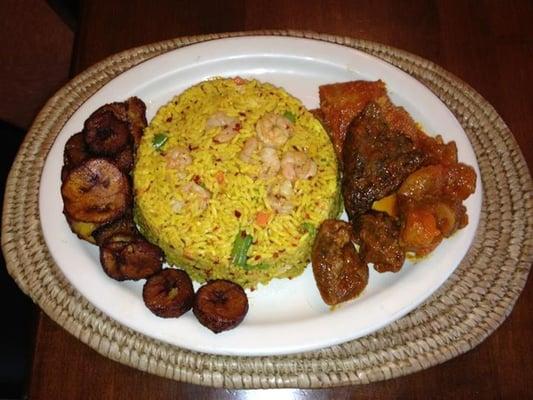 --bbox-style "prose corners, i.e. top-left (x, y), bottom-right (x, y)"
top-left (134, 78), bottom-right (340, 288)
